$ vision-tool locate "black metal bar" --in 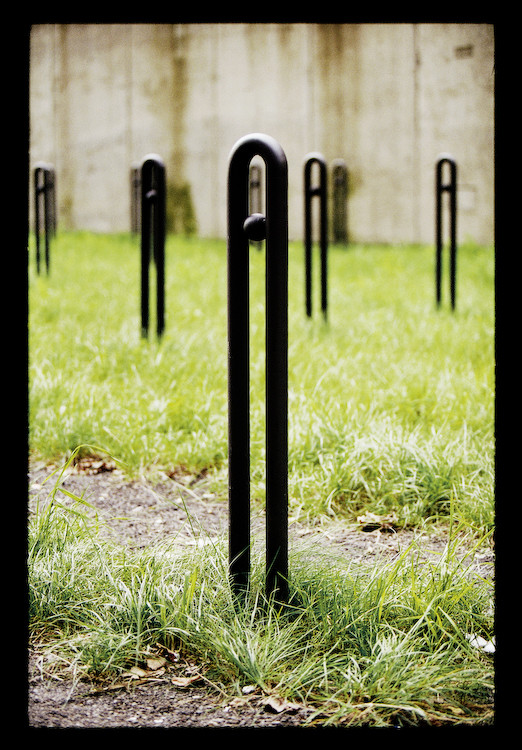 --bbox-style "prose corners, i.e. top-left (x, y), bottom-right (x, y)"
top-left (249, 162), bottom-right (264, 250)
top-left (34, 162), bottom-right (53, 275)
top-left (47, 167), bottom-right (57, 237)
top-left (332, 159), bottom-right (348, 245)
top-left (140, 154), bottom-right (166, 338)
top-left (227, 133), bottom-right (289, 602)
top-left (130, 164), bottom-right (141, 235)
top-left (435, 154), bottom-right (458, 310)
top-left (304, 153), bottom-right (328, 320)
